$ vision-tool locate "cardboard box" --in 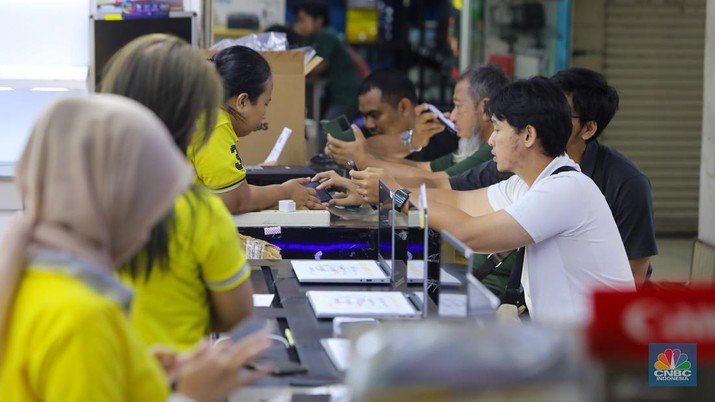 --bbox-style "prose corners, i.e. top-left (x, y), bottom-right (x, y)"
top-left (230, 51), bottom-right (321, 166)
